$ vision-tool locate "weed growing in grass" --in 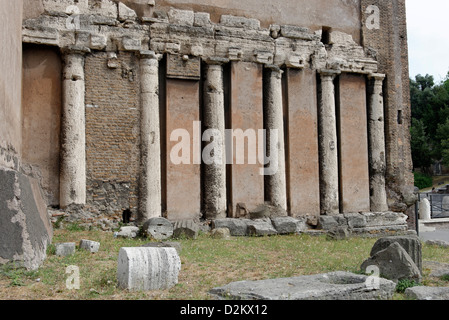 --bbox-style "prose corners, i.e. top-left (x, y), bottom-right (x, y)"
top-left (65, 222), bottom-right (86, 232)
top-left (0, 263), bottom-right (39, 287)
top-left (440, 274), bottom-right (449, 282)
top-left (396, 279), bottom-right (422, 293)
